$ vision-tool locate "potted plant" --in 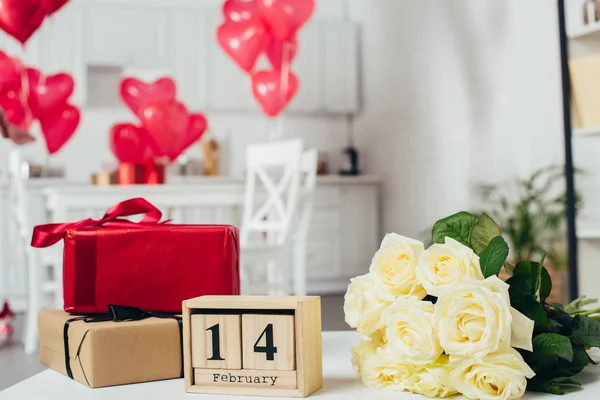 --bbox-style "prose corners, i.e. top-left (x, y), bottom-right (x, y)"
top-left (477, 165), bottom-right (582, 303)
